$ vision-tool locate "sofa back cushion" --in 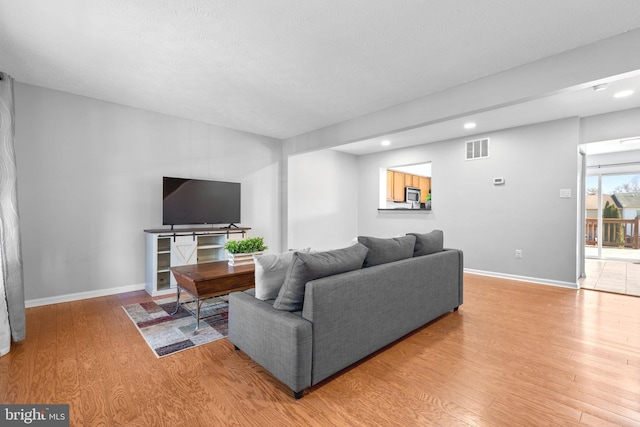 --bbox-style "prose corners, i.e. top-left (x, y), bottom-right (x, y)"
top-left (357, 235), bottom-right (416, 267)
top-left (273, 243), bottom-right (369, 312)
top-left (407, 230), bottom-right (444, 256)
